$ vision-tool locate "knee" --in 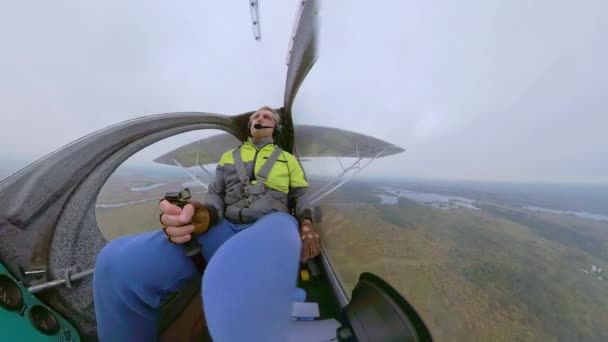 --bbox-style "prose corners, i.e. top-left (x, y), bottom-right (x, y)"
top-left (94, 238), bottom-right (126, 281)
top-left (261, 211), bottom-right (298, 228)
top-left (256, 213), bottom-right (301, 248)
top-left (94, 235), bottom-right (143, 287)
